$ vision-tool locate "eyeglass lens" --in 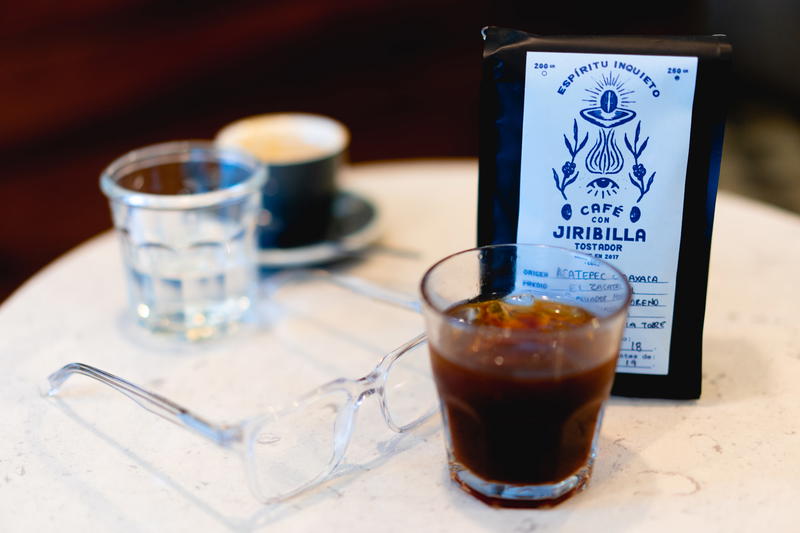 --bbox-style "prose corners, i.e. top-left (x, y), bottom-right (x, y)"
top-left (249, 388), bottom-right (350, 501)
